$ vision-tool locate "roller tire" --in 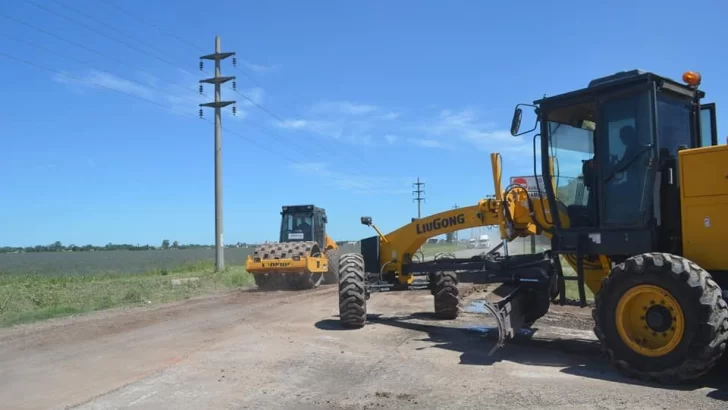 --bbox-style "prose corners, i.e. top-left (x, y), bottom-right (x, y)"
top-left (254, 274), bottom-right (274, 291)
top-left (593, 252), bottom-right (728, 384)
top-left (323, 248), bottom-right (340, 285)
top-left (433, 270), bottom-right (459, 319)
top-left (338, 253), bottom-right (367, 328)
